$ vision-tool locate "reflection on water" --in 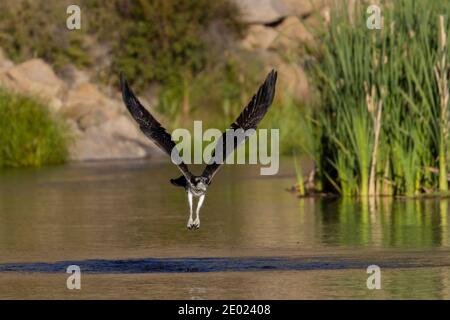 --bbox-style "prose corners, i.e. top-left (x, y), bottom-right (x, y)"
top-left (0, 158), bottom-right (449, 299)
top-left (308, 197), bottom-right (450, 248)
